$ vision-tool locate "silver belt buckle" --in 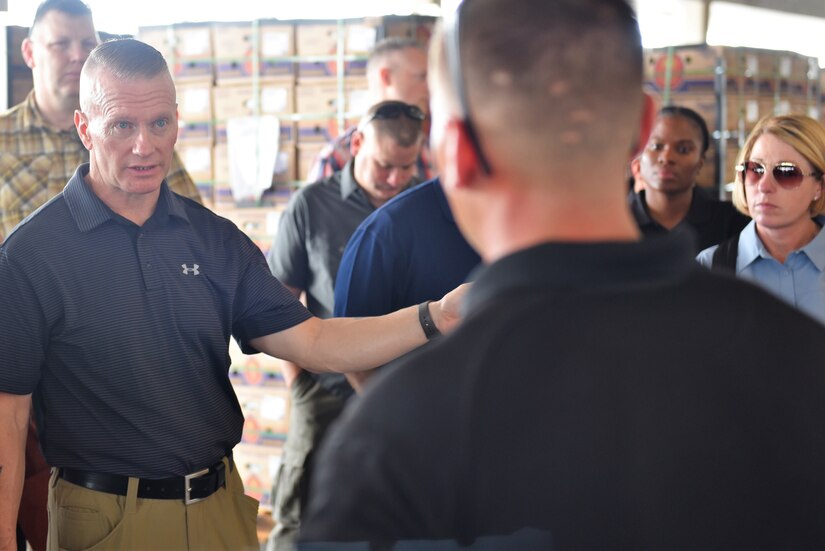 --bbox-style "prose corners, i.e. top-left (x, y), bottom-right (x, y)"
top-left (184, 467), bottom-right (210, 505)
